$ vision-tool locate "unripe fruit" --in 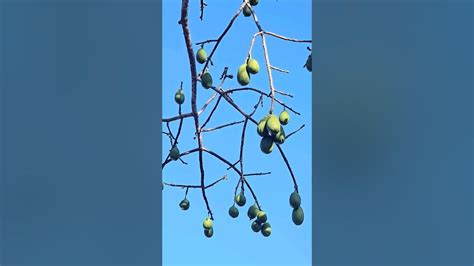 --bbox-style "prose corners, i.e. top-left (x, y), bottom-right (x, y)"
top-left (257, 115), bottom-right (270, 137)
top-left (203, 218), bottom-right (213, 230)
top-left (260, 136), bottom-right (274, 154)
top-left (247, 204), bottom-right (259, 220)
top-left (179, 199), bottom-right (190, 210)
top-left (196, 48), bottom-right (207, 64)
top-left (169, 146), bottom-right (180, 161)
top-left (261, 223), bottom-right (272, 237)
top-left (256, 210), bottom-right (267, 223)
top-left (250, 0), bottom-right (259, 6)
top-left (235, 192), bottom-right (247, 207)
top-left (305, 54), bottom-right (312, 72)
top-left (273, 126), bottom-right (286, 144)
top-left (237, 64), bottom-right (250, 86)
top-left (289, 191), bottom-right (301, 209)
top-left (201, 72), bottom-right (213, 89)
top-left (292, 206), bottom-right (304, 225)
top-left (266, 114), bottom-right (281, 135)
top-left (279, 110), bottom-right (290, 125)
top-left (175, 89), bottom-right (185, 105)
top-left (204, 228), bottom-right (214, 238)
top-left (243, 4), bottom-right (252, 17)
top-left (246, 58), bottom-right (260, 74)
top-left (229, 205), bottom-right (239, 218)
top-left (251, 221), bottom-right (261, 232)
